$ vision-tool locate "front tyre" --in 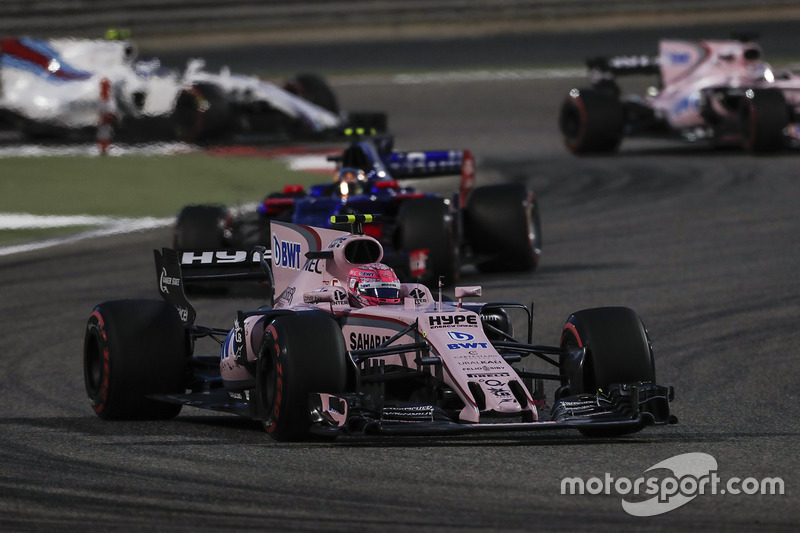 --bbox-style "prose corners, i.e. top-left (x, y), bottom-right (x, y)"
top-left (559, 307), bottom-right (655, 437)
top-left (257, 313), bottom-right (348, 441)
top-left (560, 307), bottom-right (655, 393)
top-left (84, 300), bottom-right (187, 420)
top-left (285, 73), bottom-right (339, 114)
